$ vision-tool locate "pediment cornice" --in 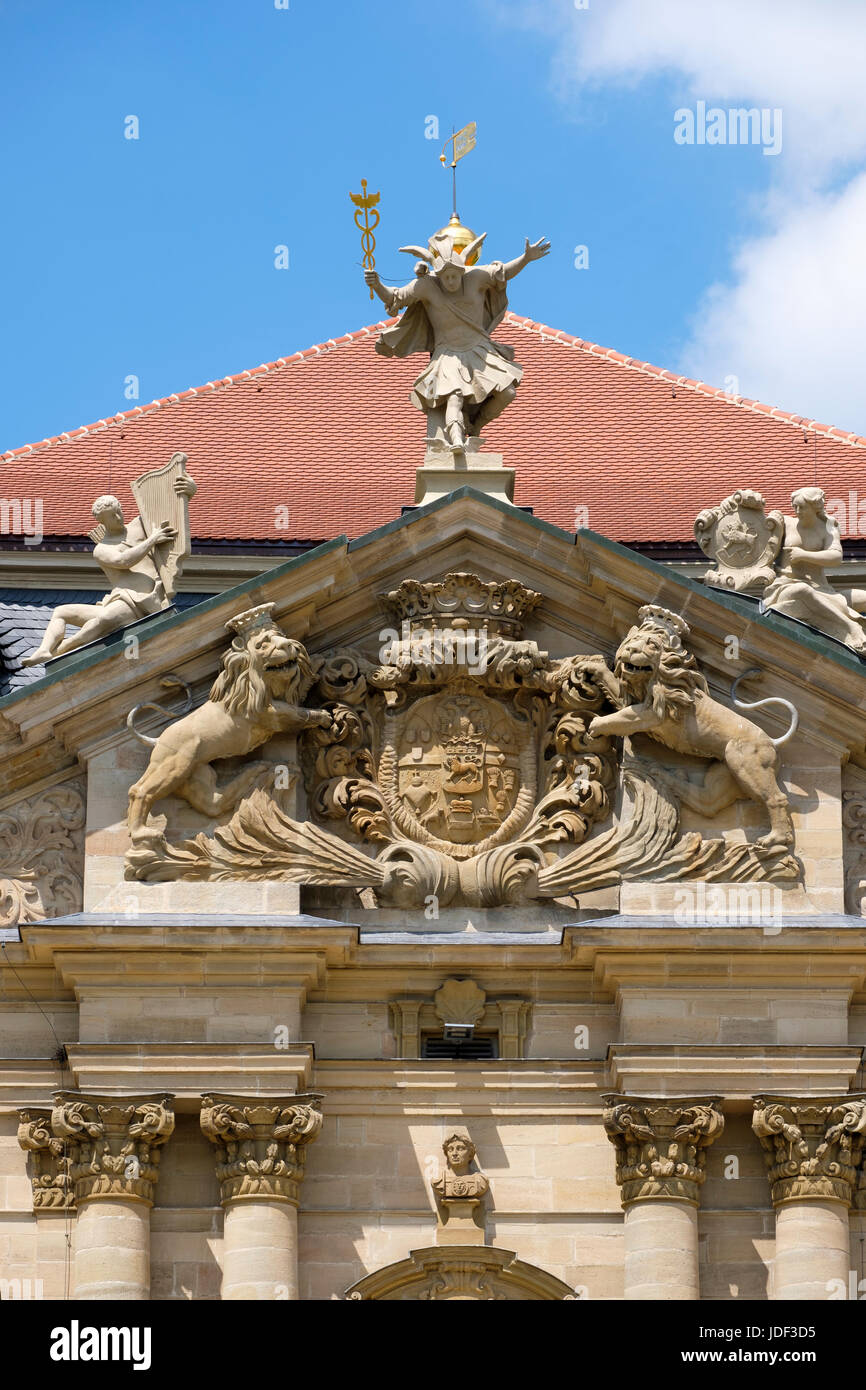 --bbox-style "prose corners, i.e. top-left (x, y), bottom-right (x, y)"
top-left (3, 489), bottom-right (865, 775)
